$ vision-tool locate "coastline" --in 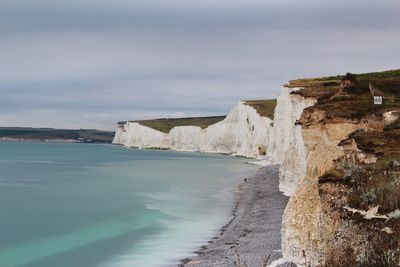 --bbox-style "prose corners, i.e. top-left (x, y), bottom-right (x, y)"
top-left (0, 137), bottom-right (111, 144)
top-left (0, 137), bottom-right (78, 143)
top-left (180, 164), bottom-right (288, 267)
